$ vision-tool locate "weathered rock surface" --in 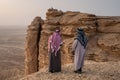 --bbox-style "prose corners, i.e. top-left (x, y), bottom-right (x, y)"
top-left (25, 17), bottom-right (44, 75)
top-left (97, 16), bottom-right (120, 33)
top-left (25, 8), bottom-right (120, 75)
